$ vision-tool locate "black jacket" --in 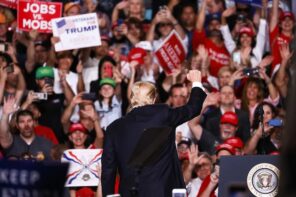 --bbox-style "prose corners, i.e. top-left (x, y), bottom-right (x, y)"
top-left (202, 108), bottom-right (251, 142)
top-left (102, 87), bottom-right (206, 197)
